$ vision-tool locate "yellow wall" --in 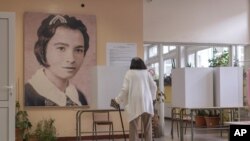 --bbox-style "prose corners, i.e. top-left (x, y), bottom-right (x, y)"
top-left (164, 85), bottom-right (172, 103)
top-left (0, 0), bottom-right (143, 137)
